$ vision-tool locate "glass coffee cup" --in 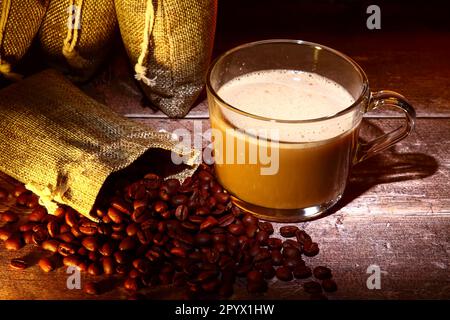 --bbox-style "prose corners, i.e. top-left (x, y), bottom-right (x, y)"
top-left (206, 40), bottom-right (415, 222)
